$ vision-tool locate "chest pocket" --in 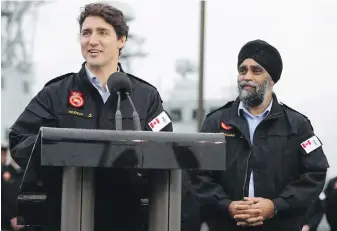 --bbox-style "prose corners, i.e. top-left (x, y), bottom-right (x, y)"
top-left (266, 130), bottom-right (298, 156)
top-left (56, 109), bottom-right (147, 131)
top-left (56, 109), bottom-right (97, 129)
top-left (223, 130), bottom-right (246, 167)
top-left (265, 129), bottom-right (299, 185)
